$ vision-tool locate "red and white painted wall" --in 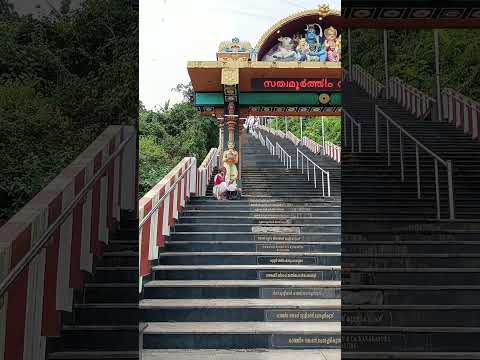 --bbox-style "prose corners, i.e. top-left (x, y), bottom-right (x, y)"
top-left (138, 147), bottom-right (219, 288)
top-left (0, 126), bottom-right (137, 360)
